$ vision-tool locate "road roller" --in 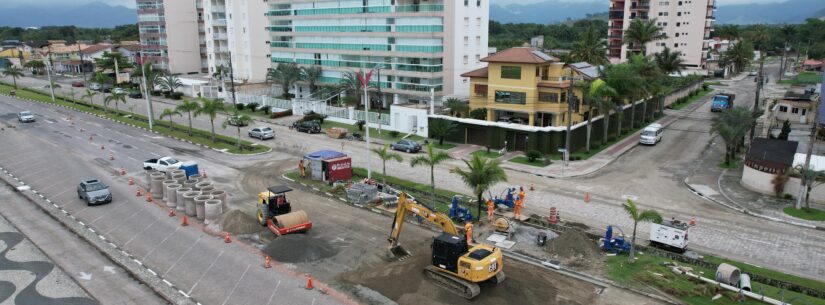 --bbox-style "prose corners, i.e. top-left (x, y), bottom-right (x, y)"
top-left (257, 185), bottom-right (312, 236)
